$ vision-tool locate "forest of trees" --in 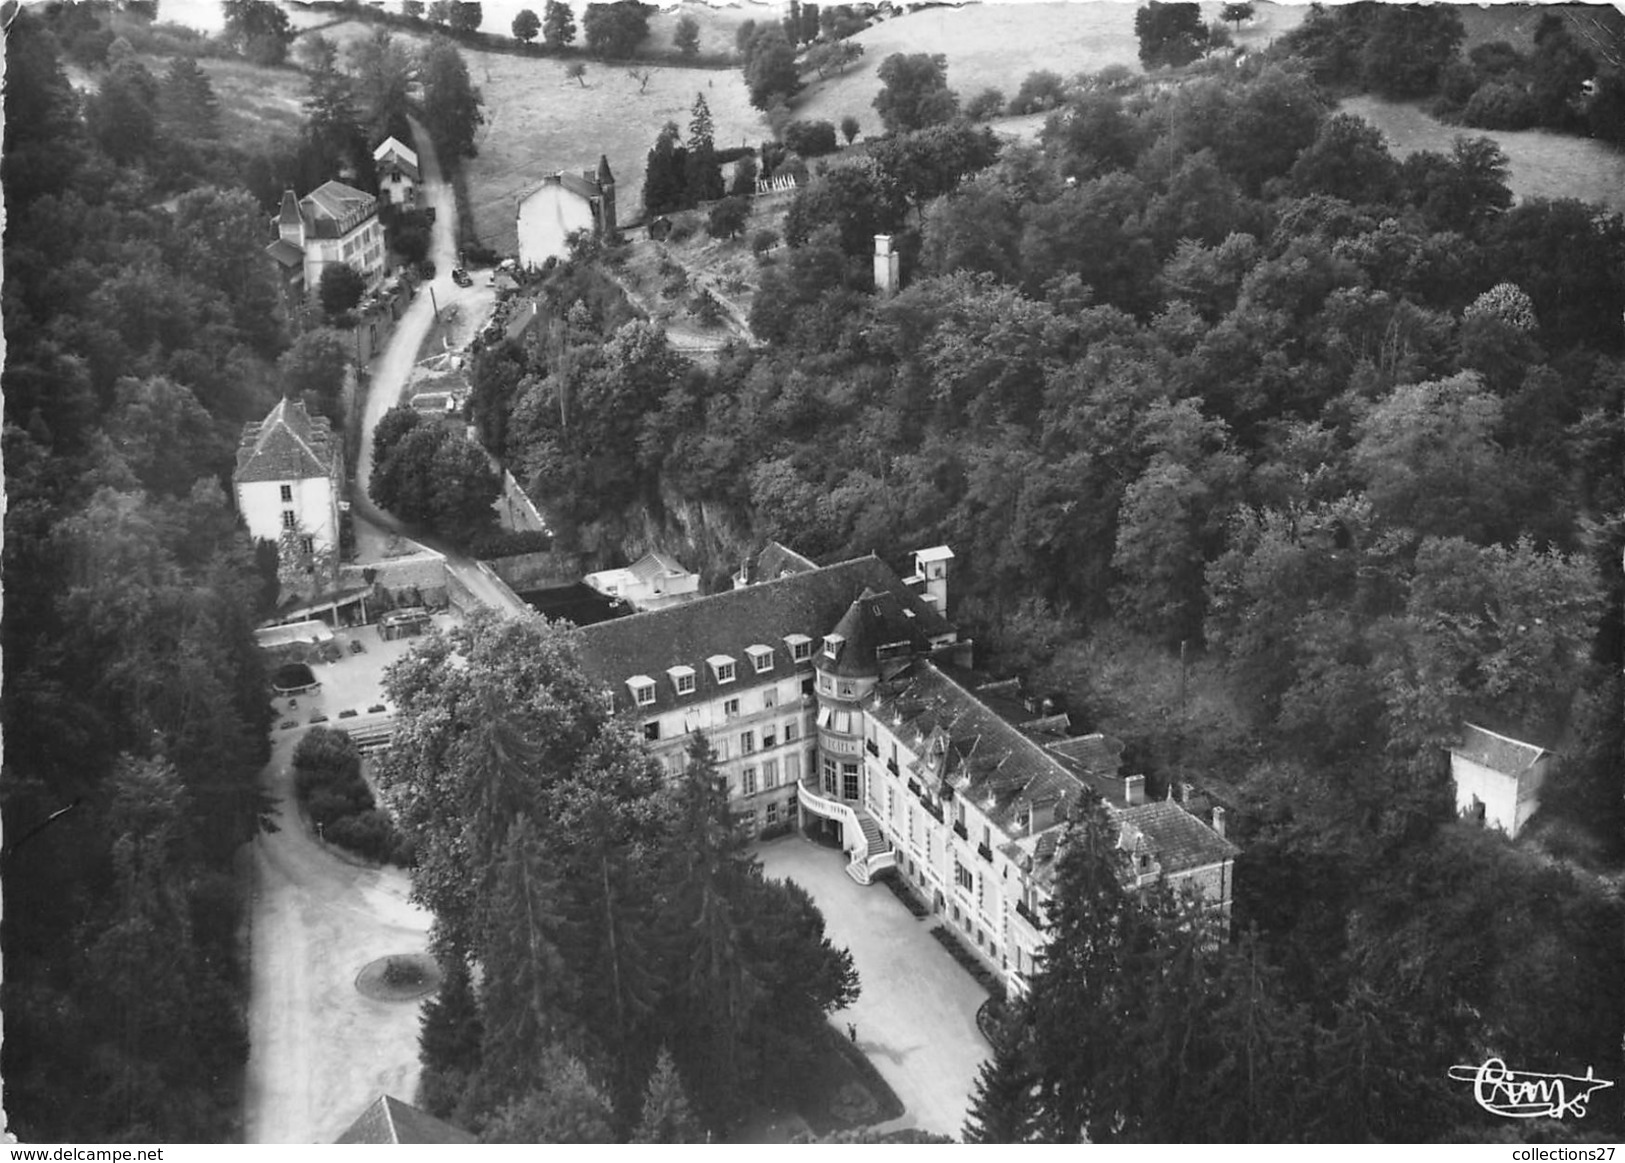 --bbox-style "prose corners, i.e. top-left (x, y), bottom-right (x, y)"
top-left (2, 5), bottom-right (298, 1140)
top-left (377, 612), bottom-right (860, 1139)
top-left (473, 35), bottom-right (1624, 1141)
